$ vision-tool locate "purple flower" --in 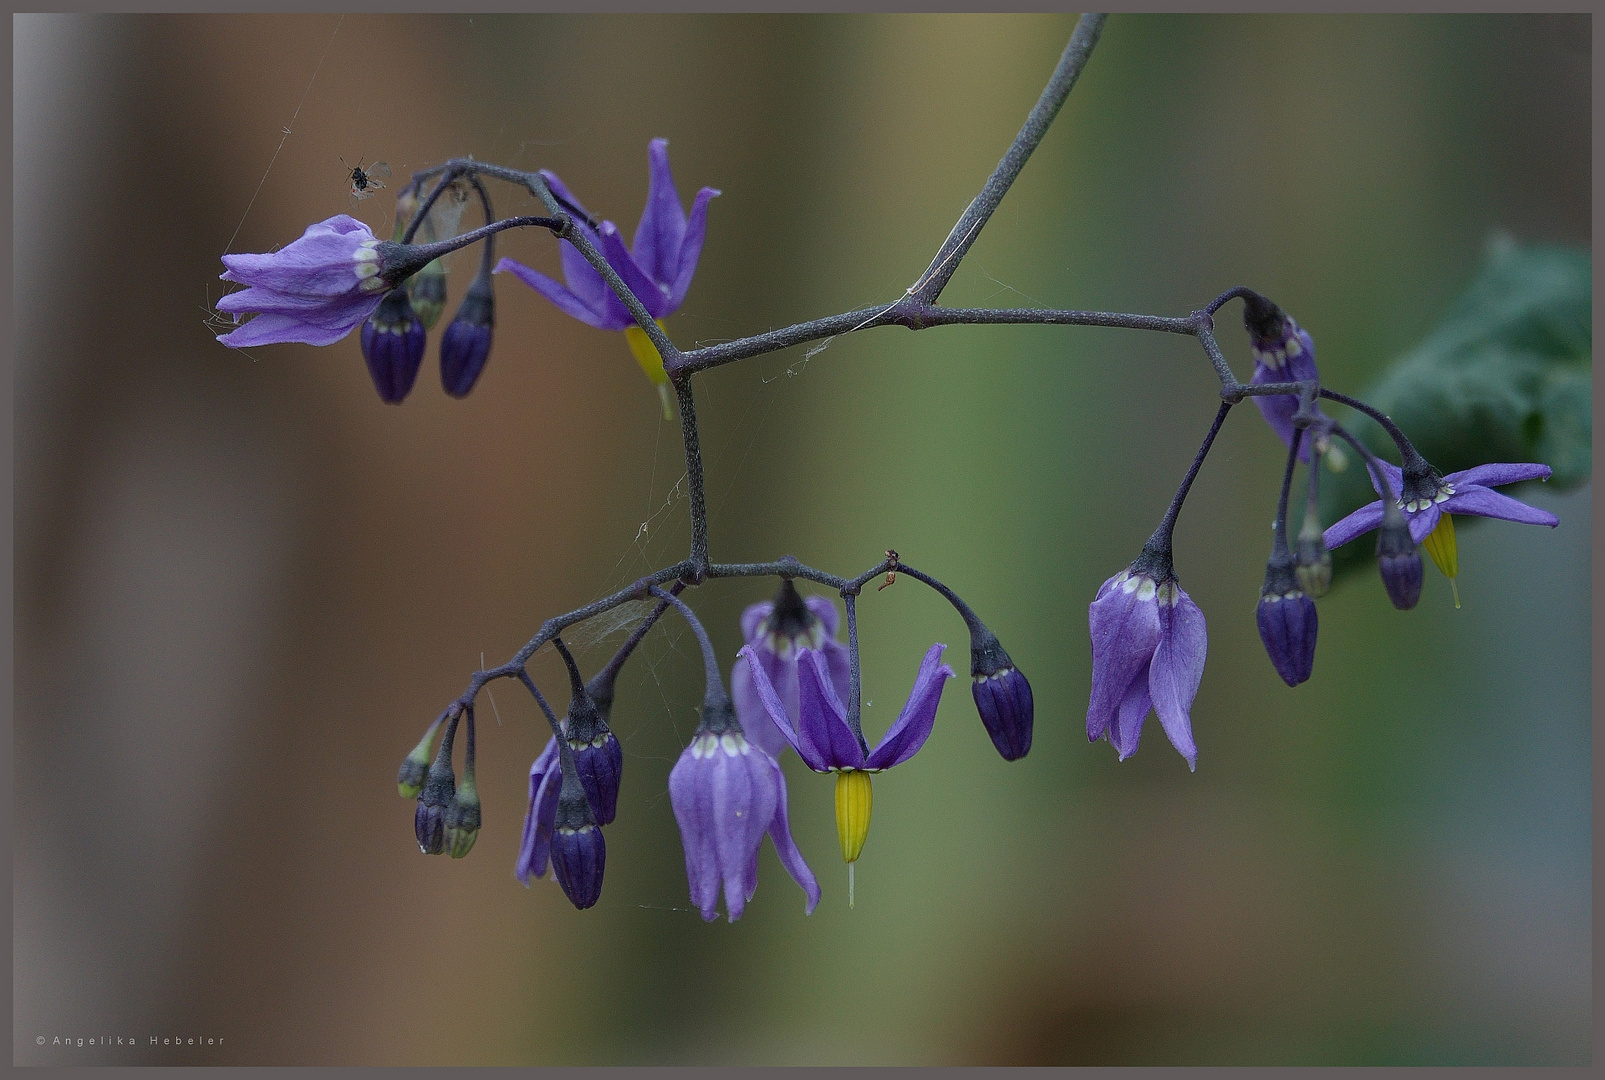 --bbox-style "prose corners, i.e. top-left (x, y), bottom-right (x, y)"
top-left (1086, 565), bottom-right (1207, 770)
top-left (1244, 295), bottom-right (1326, 464)
top-left (730, 581), bottom-right (851, 760)
top-left (1256, 587), bottom-right (1318, 688)
top-left (743, 641), bottom-right (953, 869)
top-left (494, 139), bottom-right (718, 414)
top-left (515, 737), bottom-right (561, 886)
top-left (496, 140), bottom-right (718, 332)
top-left (216, 215), bottom-right (394, 347)
top-left (668, 719), bottom-right (820, 922)
top-left (743, 643), bottom-right (953, 775)
top-left (1323, 460), bottom-right (1558, 550)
